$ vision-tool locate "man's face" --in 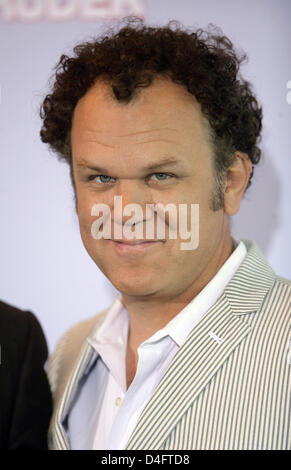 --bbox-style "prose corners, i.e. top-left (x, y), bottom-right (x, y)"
top-left (71, 78), bottom-right (228, 300)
